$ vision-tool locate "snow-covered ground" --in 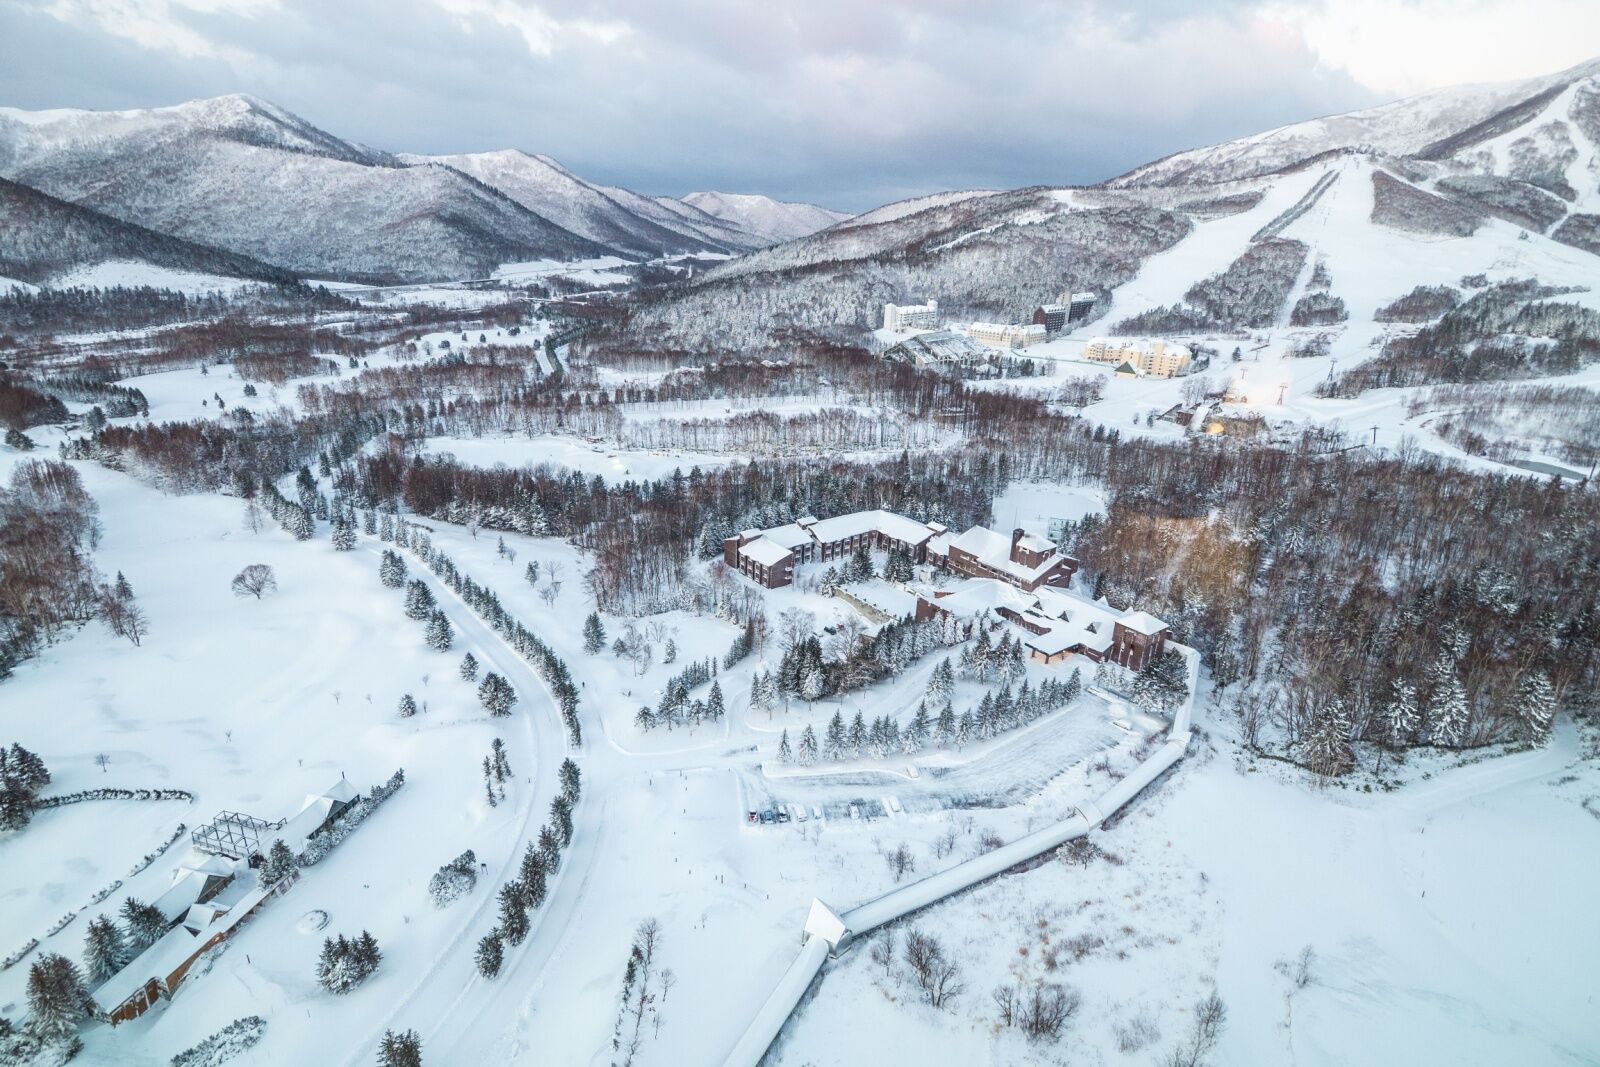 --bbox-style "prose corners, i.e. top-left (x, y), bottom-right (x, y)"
top-left (43, 261), bottom-right (266, 296)
top-left (774, 718), bottom-right (1600, 1067)
top-left (417, 435), bottom-right (740, 485)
